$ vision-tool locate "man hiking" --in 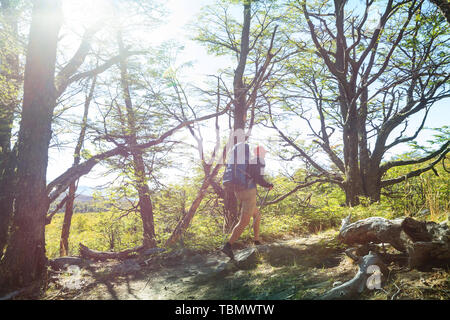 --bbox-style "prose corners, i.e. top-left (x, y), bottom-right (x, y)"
top-left (221, 143), bottom-right (273, 260)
